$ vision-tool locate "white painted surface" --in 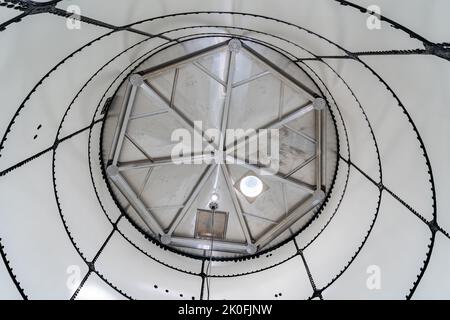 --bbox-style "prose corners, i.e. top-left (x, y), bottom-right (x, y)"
top-left (0, 0), bottom-right (448, 299)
